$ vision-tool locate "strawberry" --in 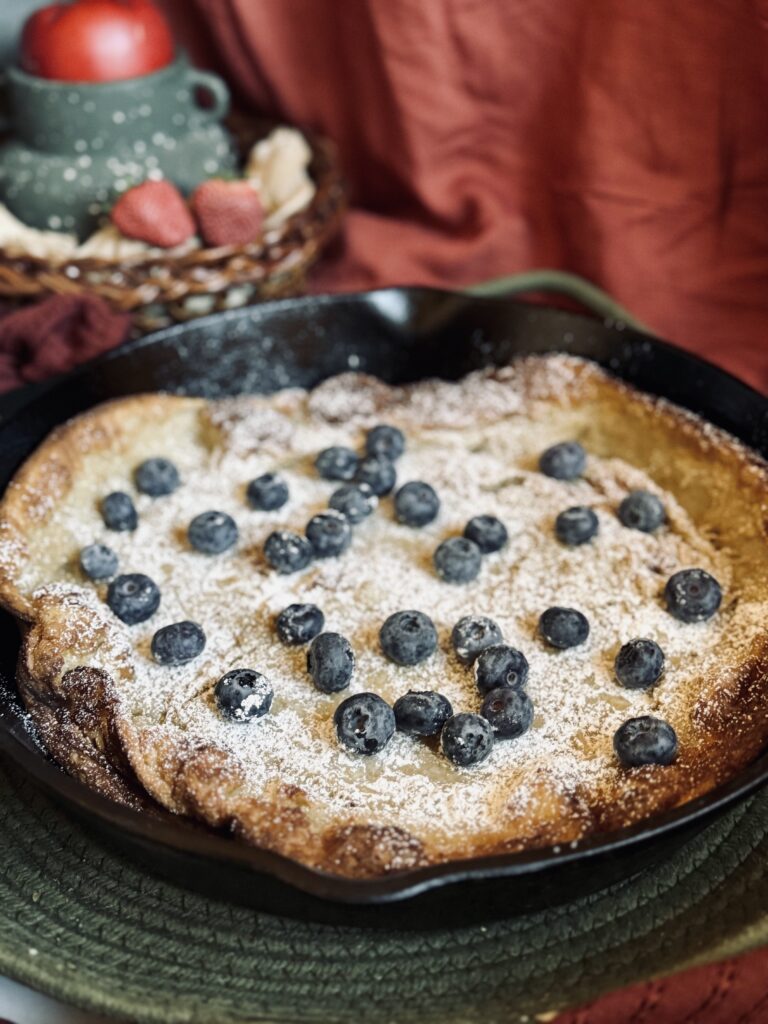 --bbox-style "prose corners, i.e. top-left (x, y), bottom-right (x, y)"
top-left (191, 179), bottom-right (264, 248)
top-left (111, 180), bottom-right (195, 248)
